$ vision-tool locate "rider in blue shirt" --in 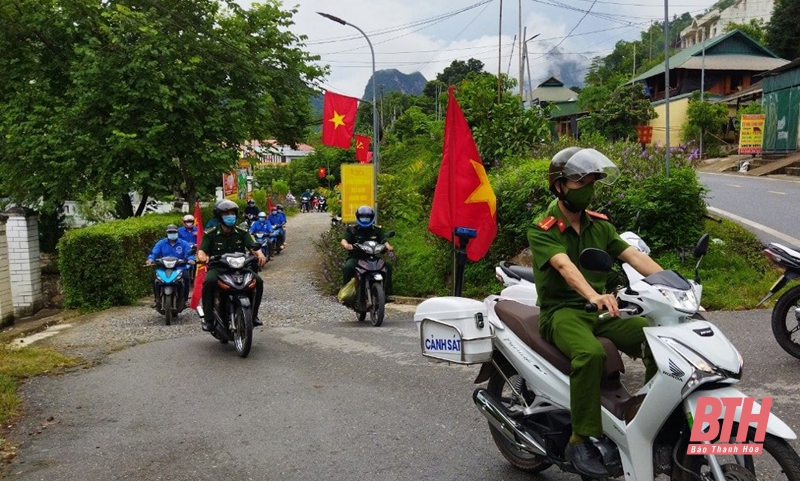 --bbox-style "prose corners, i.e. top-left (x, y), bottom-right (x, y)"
top-left (178, 214), bottom-right (198, 245)
top-left (249, 211), bottom-right (274, 259)
top-left (271, 205), bottom-right (287, 248)
top-left (146, 224), bottom-right (196, 308)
